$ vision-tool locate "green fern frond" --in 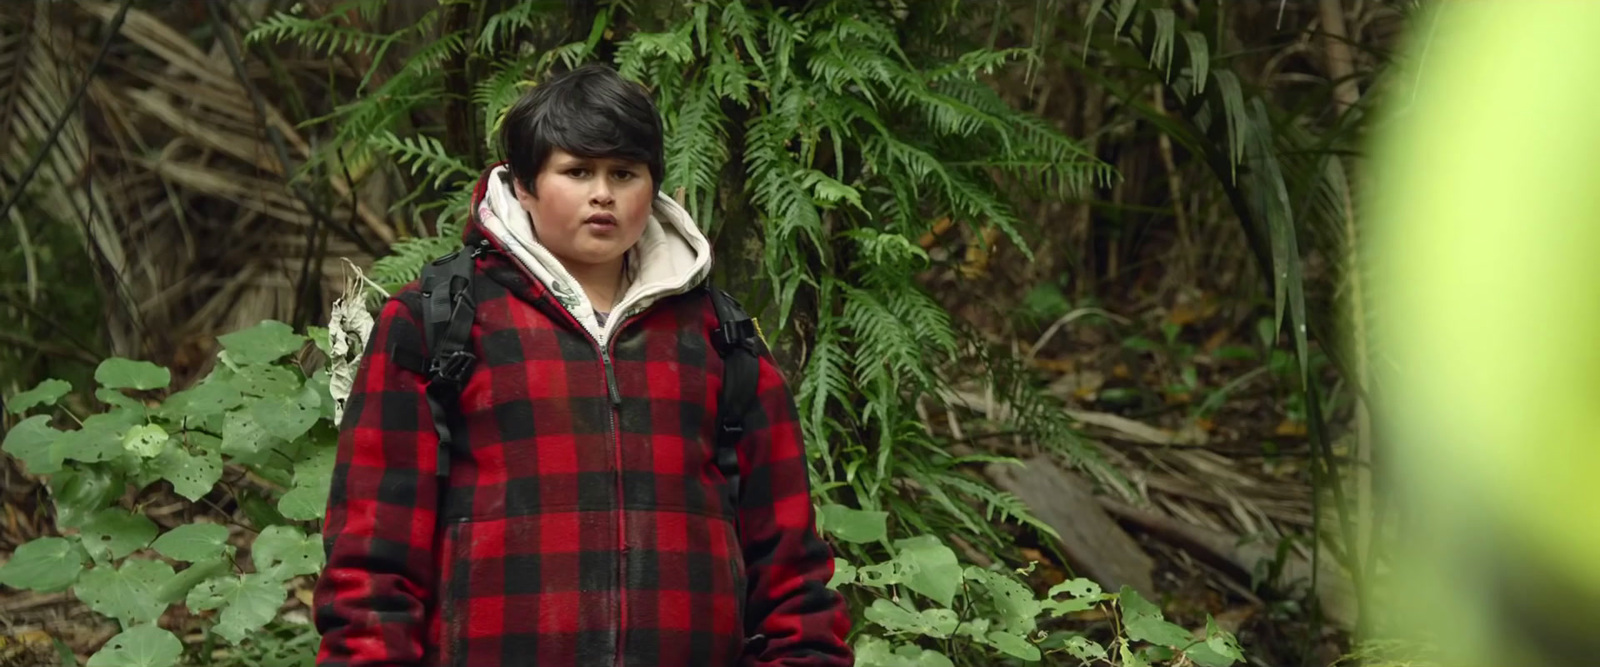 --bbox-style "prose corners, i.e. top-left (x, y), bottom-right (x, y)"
top-left (719, 1), bottom-right (765, 74)
top-left (843, 285), bottom-right (933, 391)
top-left (538, 39), bottom-right (597, 75)
top-left (763, 8), bottom-right (808, 89)
top-left (368, 235), bottom-right (461, 289)
top-left (1183, 31), bottom-right (1210, 95)
top-left (663, 75), bottom-right (729, 227)
top-left (659, 72), bottom-right (729, 225)
top-left (937, 472), bottom-right (1062, 541)
top-left (826, 13), bottom-right (908, 63)
top-left (905, 468), bottom-right (992, 539)
top-left (943, 168), bottom-right (1031, 260)
top-left (706, 38), bottom-right (756, 108)
top-left (367, 131), bottom-right (474, 190)
top-left (1214, 70), bottom-right (1249, 180)
top-left (902, 85), bottom-right (1012, 142)
top-left (246, 13), bottom-right (390, 55)
top-left (797, 320), bottom-right (856, 451)
top-left (925, 47), bottom-right (1030, 82)
top-left (325, 0), bottom-right (390, 24)
top-left (475, 53), bottom-right (540, 145)
top-left (477, 1), bottom-right (563, 52)
top-left (403, 30), bottom-right (468, 75)
top-left (1149, 8), bottom-right (1176, 80)
top-left (614, 25), bottom-right (695, 81)
top-left (890, 284), bottom-right (959, 357)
